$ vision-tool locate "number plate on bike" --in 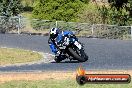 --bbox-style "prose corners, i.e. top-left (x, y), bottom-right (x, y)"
top-left (74, 41), bottom-right (82, 50)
